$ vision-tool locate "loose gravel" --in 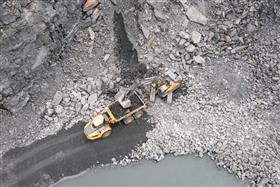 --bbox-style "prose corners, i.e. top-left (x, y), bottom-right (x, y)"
top-left (1, 0), bottom-right (279, 186)
top-left (114, 0), bottom-right (280, 186)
